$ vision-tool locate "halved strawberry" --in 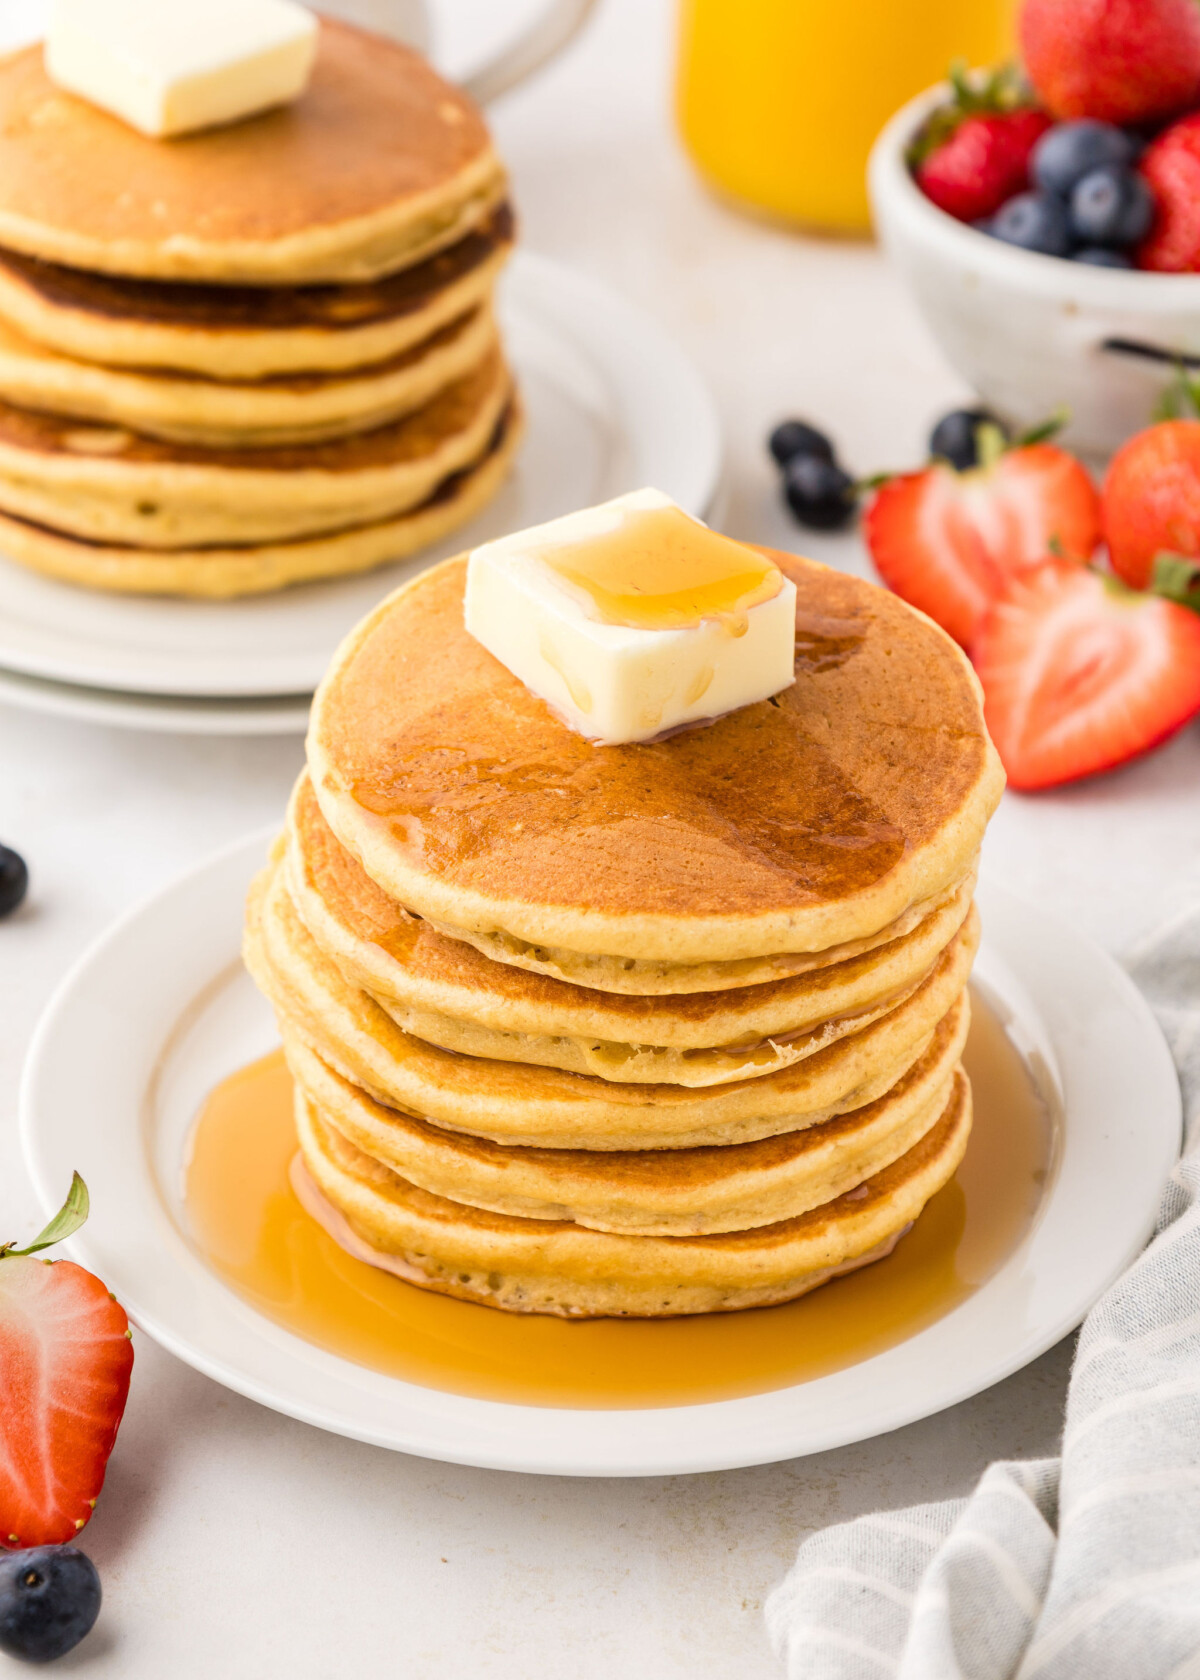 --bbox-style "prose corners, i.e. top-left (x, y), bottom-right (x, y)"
top-left (973, 561), bottom-right (1200, 790)
top-left (0, 1176), bottom-right (133, 1550)
top-left (864, 443), bottom-right (1101, 647)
